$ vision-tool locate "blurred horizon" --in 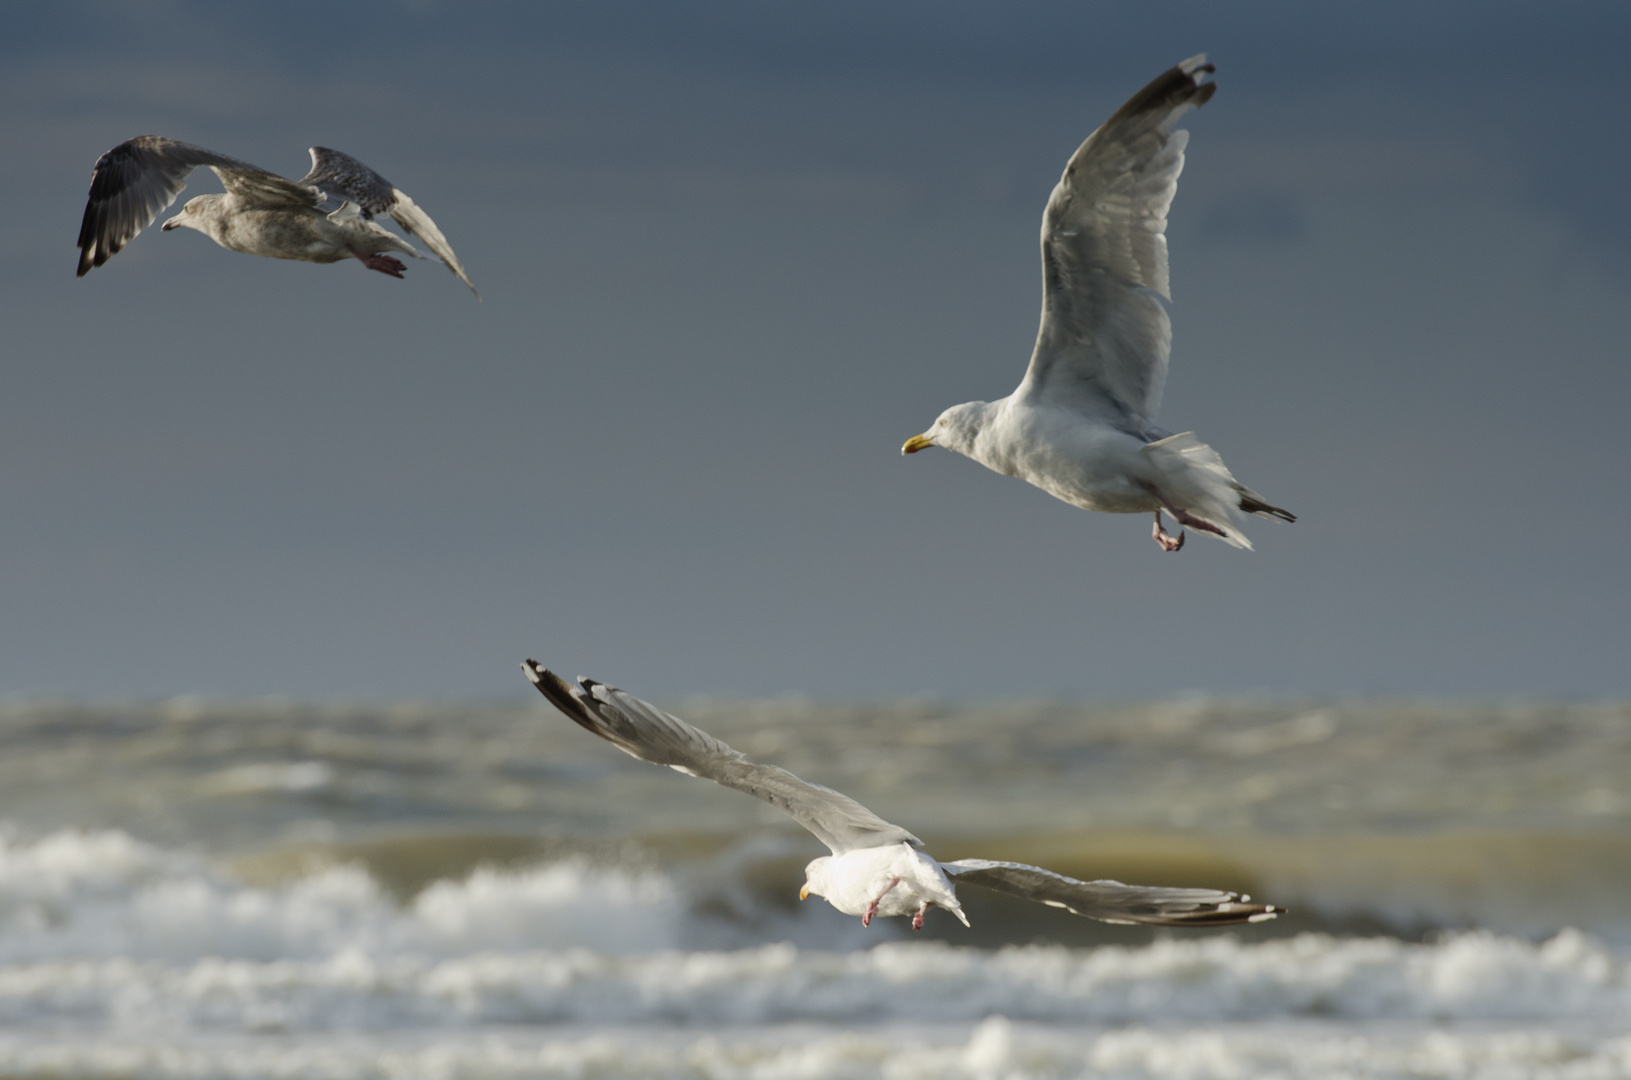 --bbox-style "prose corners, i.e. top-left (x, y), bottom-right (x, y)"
top-left (5, 693), bottom-right (1628, 944)
top-left (3, 687), bottom-right (1628, 707)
